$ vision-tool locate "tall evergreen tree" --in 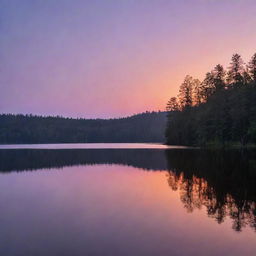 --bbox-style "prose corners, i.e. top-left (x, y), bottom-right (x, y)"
top-left (212, 64), bottom-right (226, 91)
top-left (192, 79), bottom-right (202, 106)
top-left (178, 75), bottom-right (194, 109)
top-left (227, 54), bottom-right (244, 88)
top-left (242, 67), bottom-right (252, 85)
top-left (166, 97), bottom-right (179, 111)
top-left (248, 53), bottom-right (256, 82)
top-left (200, 72), bottom-right (215, 102)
